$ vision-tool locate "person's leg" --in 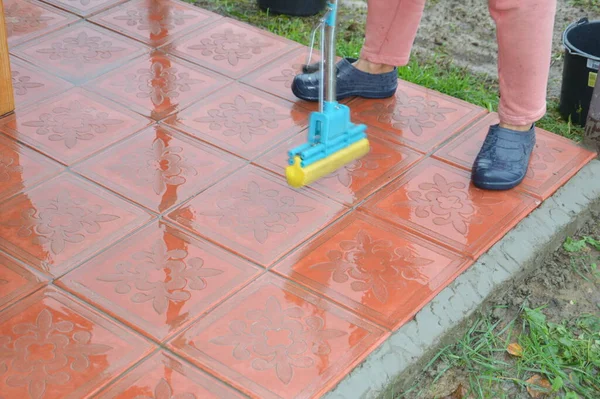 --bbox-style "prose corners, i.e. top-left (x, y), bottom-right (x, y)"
top-left (358, 0), bottom-right (427, 71)
top-left (472, 0), bottom-right (557, 190)
top-left (292, 0), bottom-right (426, 101)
